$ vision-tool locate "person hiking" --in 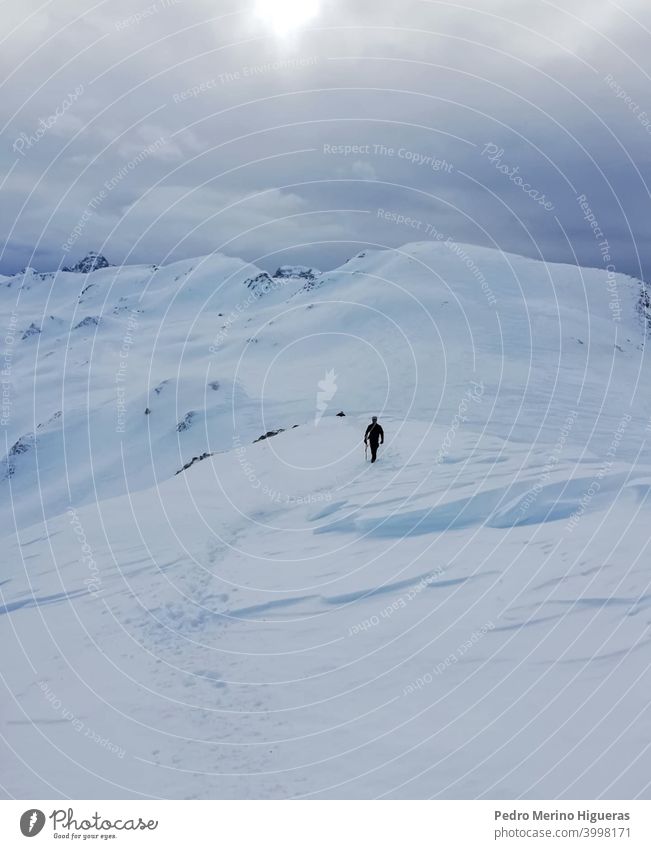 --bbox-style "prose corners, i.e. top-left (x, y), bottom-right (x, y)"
top-left (364, 416), bottom-right (384, 463)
